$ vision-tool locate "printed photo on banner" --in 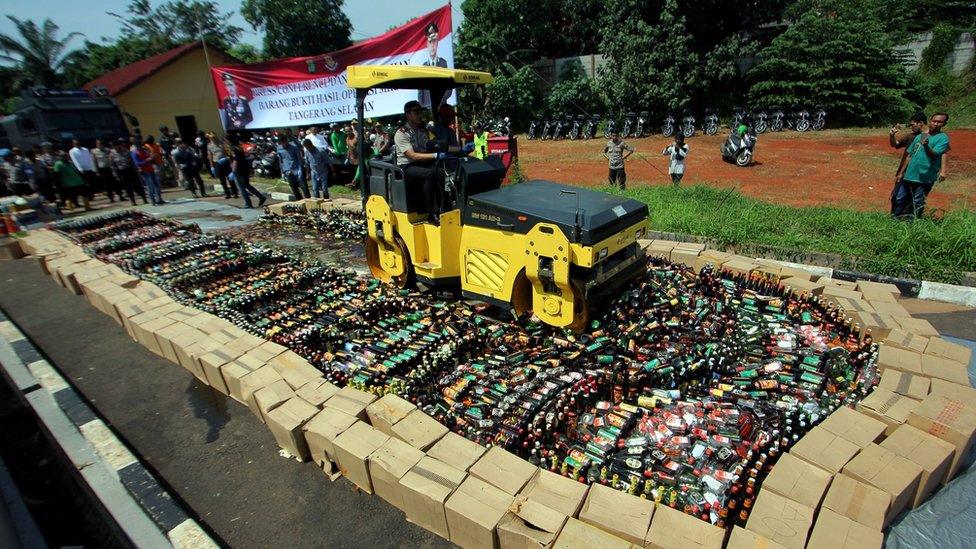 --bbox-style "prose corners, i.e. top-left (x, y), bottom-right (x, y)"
top-left (417, 22), bottom-right (452, 109)
top-left (220, 73), bottom-right (253, 130)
